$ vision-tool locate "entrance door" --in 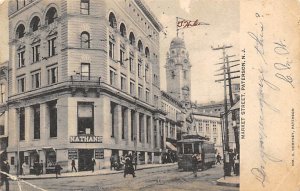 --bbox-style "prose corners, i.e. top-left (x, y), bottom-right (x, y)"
top-left (78, 149), bottom-right (94, 171)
